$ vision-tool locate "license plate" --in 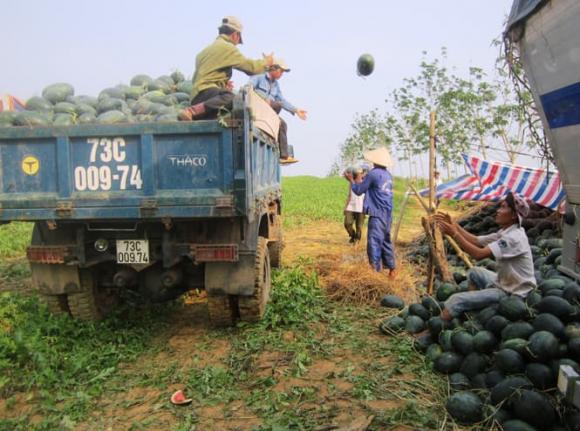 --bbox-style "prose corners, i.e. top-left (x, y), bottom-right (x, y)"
top-left (116, 240), bottom-right (149, 264)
